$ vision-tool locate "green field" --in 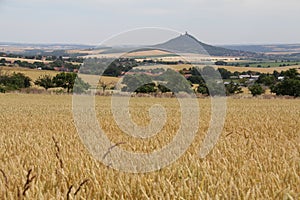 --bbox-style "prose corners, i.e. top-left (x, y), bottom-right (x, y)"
top-left (228, 61), bottom-right (299, 68)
